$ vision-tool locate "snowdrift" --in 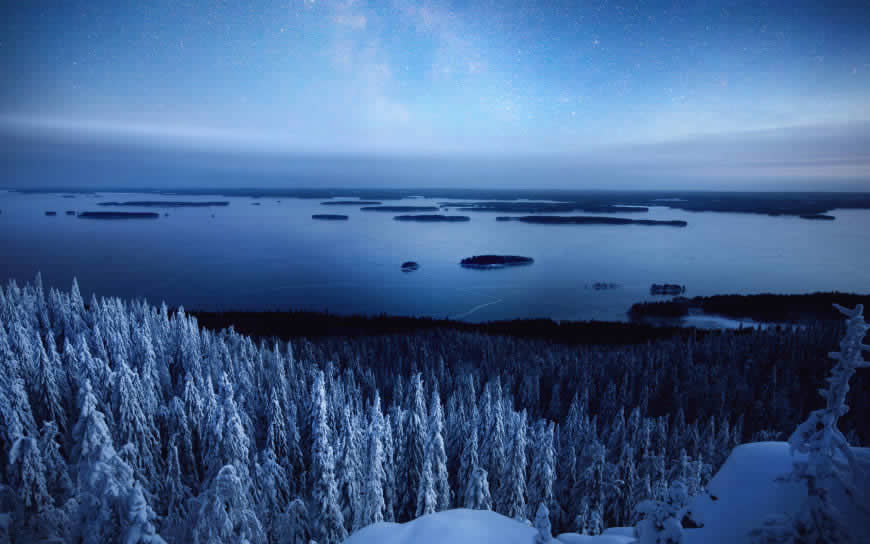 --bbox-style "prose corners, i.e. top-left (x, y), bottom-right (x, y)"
top-left (344, 508), bottom-right (635, 544)
top-left (684, 442), bottom-right (870, 544)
